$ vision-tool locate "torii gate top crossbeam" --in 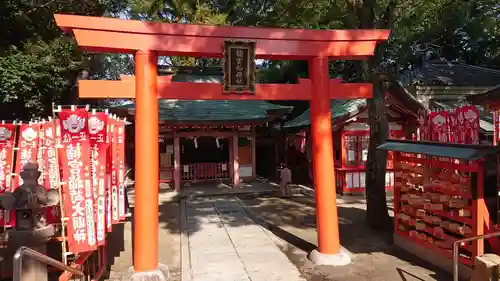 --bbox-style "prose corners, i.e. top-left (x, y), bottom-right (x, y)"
top-left (54, 14), bottom-right (390, 59)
